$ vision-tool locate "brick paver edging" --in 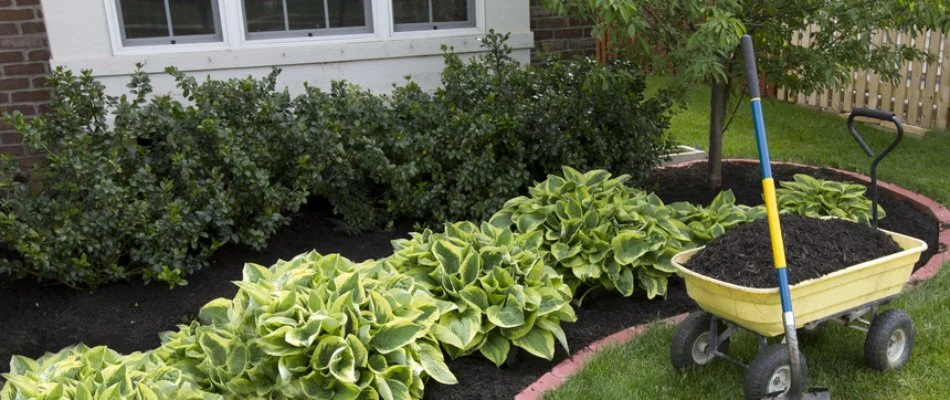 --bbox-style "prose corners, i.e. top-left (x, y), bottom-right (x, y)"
top-left (515, 159), bottom-right (949, 400)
